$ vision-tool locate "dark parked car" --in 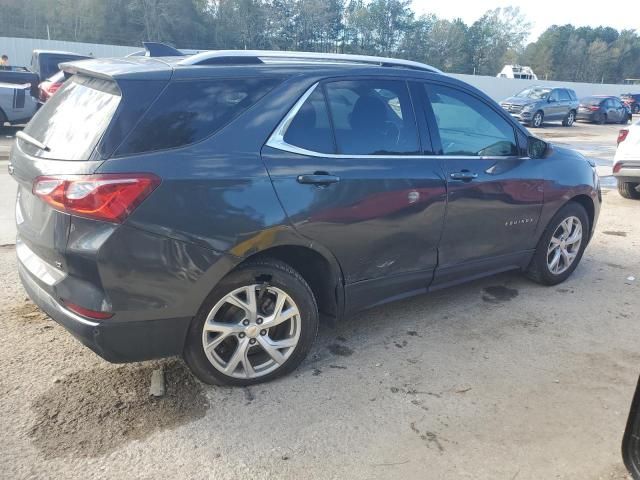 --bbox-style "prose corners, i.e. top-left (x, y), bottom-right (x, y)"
top-left (577, 96), bottom-right (632, 124)
top-left (621, 93), bottom-right (640, 114)
top-left (30, 50), bottom-right (90, 83)
top-left (10, 51), bottom-right (601, 386)
top-left (500, 86), bottom-right (579, 128)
